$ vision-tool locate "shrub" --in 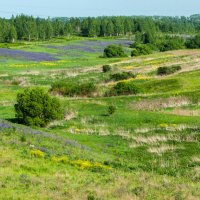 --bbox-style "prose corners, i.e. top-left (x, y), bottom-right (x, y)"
top-left (110, 72), bottom-right (136, 81)
top-left (131, 43), bottom-right (153, 56)
top-left (107, 81), bottom-right (140, 96)
top-left (20, 135), bottom-right (26, 142)
top-left (157, 36), bottom-right (185, 52)
top-left (15, 88), bottom-right (63, 127)
top-left (103, 45), bottom-right (127, 58)
top-left (185, 34), bottom-right (200, 49)
top-left (51, 81), bottom-right (96, 97)
top-left (107, 105), bottom-right (116, 116)
top-left (157, 65), bottom-right (182, 76)
top-left (134, 31), bottom-right (156, 45)
top-left (102, 65), bottom-right (111, 73)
